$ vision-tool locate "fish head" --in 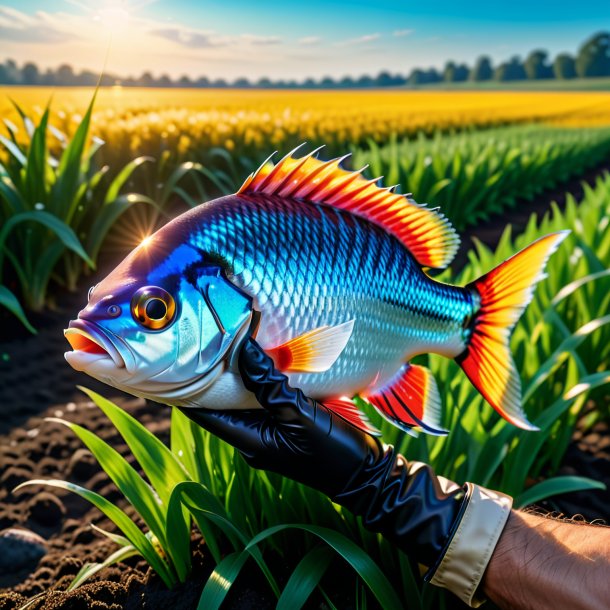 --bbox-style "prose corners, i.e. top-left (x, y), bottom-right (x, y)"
top-left (64, 234), bottom-right (254, 406)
